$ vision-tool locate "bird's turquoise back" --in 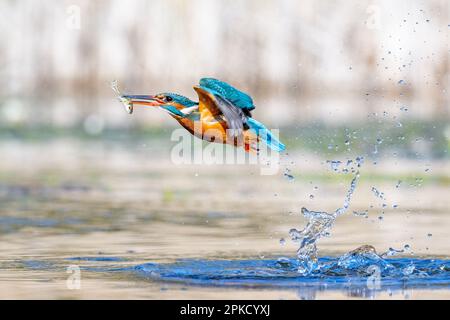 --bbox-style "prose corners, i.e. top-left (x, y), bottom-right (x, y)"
top-left (199, 78), bottom-right (255, 111)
